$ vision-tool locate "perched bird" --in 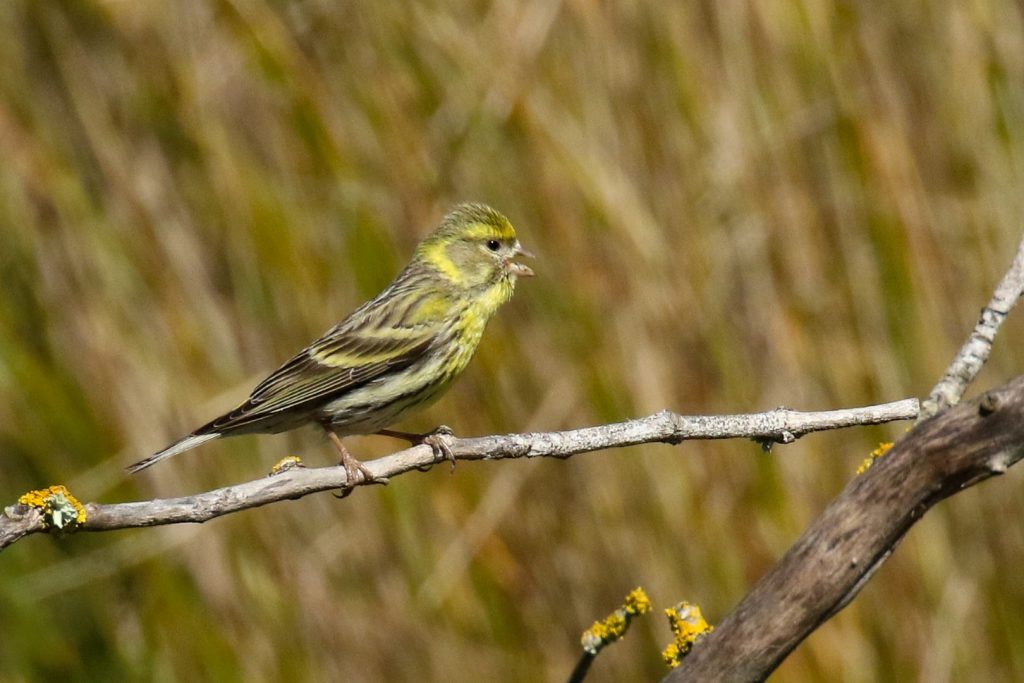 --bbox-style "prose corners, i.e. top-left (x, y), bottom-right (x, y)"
top-left (127, 203), bottom-right (533, 485)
